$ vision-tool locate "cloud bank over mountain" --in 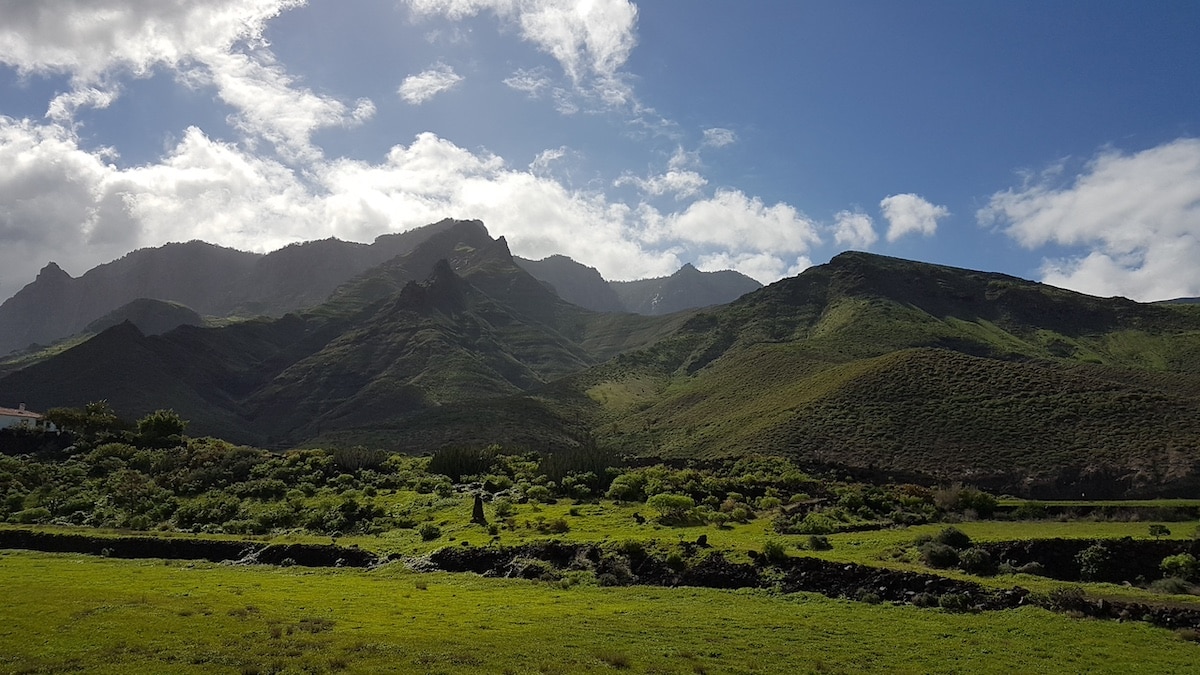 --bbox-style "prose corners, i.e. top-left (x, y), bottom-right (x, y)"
top-left (0, 1), bottom-right (1196, 302)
